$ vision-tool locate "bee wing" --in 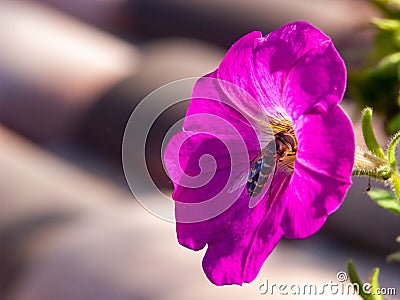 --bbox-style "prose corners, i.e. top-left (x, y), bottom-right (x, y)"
top-left (180, 75), bottom-right (294, 201)
top-left (248, 153), bottom-right (278, 208)
top-left (217, 79), bottom-right (275, 149)
top-left (227, 152), bottom-right (262, 195)
top-left (248, 167), bottom-right (275, 208)
top-left (226, 169), bottom-right (249, 194)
